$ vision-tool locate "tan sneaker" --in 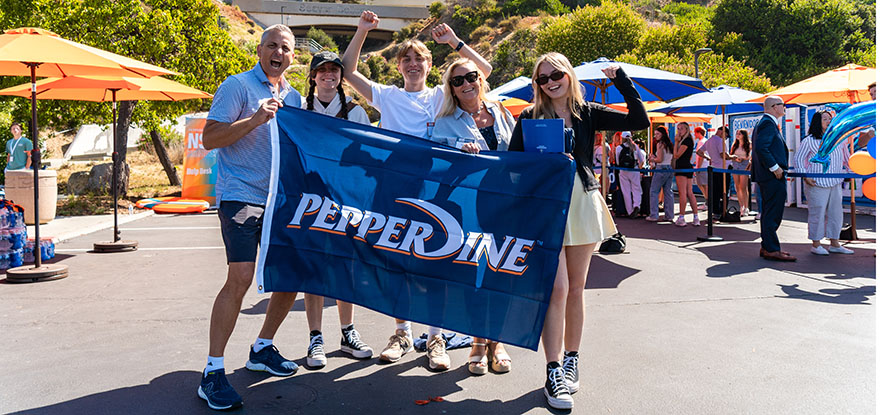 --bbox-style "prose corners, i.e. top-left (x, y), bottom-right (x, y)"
top-left (379, 329), bottom-right (412, 362)
top-left (426, 334), bottom-right (451, 371)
